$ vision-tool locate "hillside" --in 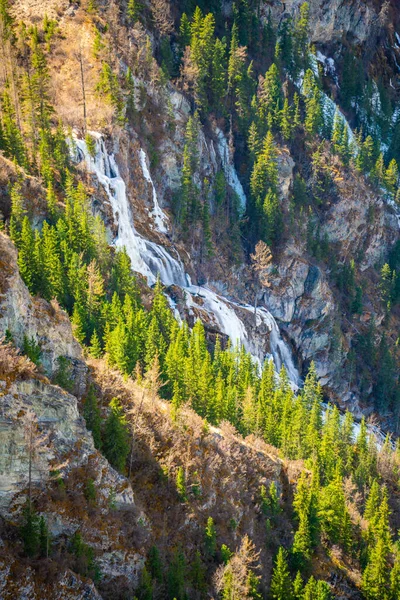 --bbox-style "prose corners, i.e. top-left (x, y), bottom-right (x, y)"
top-left (0, 0), bottom-right (400, 598)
